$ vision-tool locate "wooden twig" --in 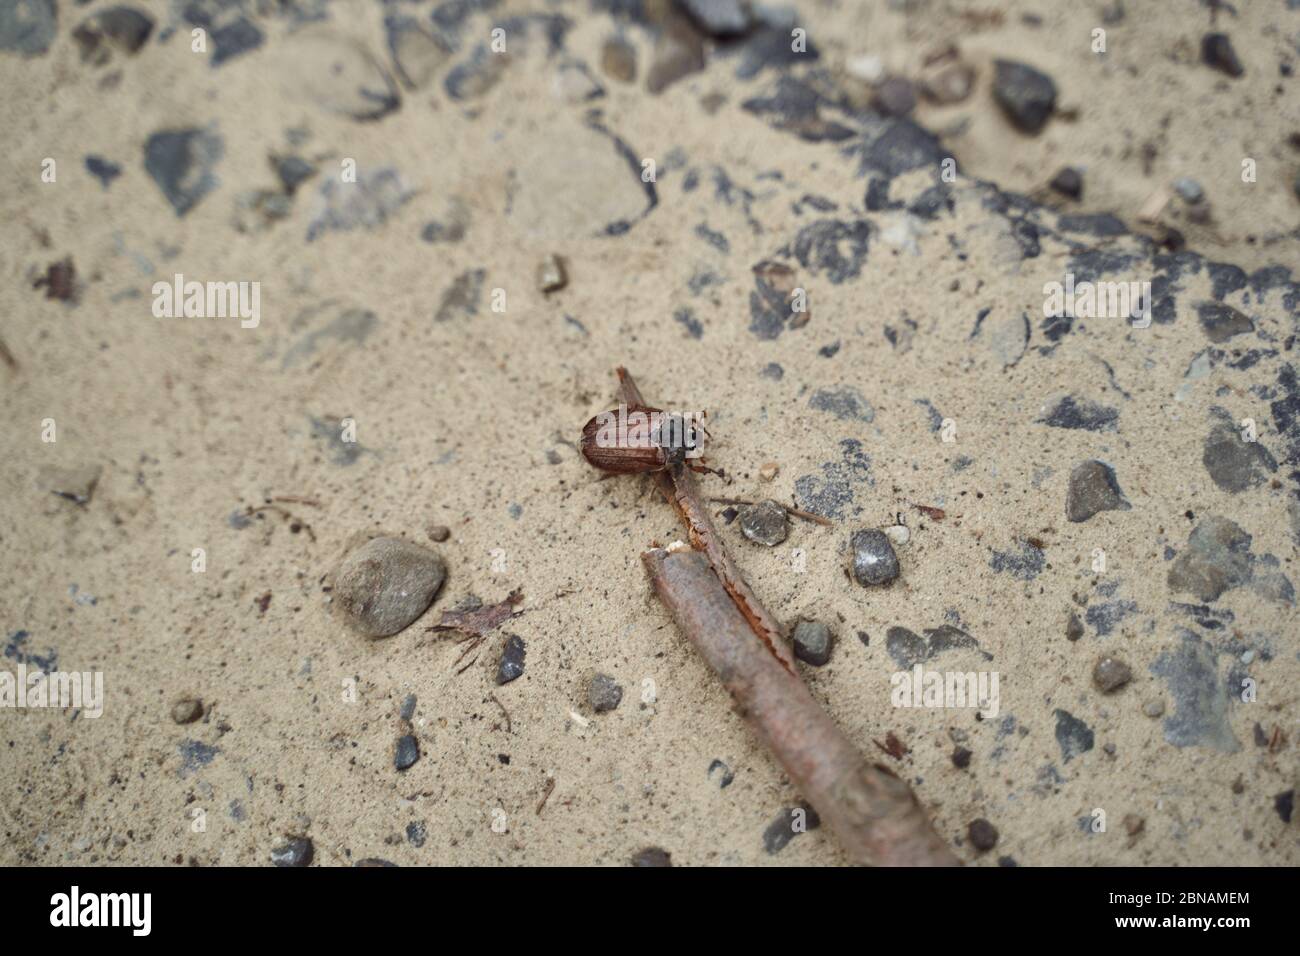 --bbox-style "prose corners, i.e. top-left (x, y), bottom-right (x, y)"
top-left (613, 367), bottom-right (957, 866)
top-left (643, 547), bottom-right (958, 866)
